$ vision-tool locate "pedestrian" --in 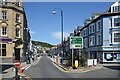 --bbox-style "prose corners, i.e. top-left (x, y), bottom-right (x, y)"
top-left (97, 58), bottom-right (100, 64)
top-left (32, 55), bottom-right (34, 62)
